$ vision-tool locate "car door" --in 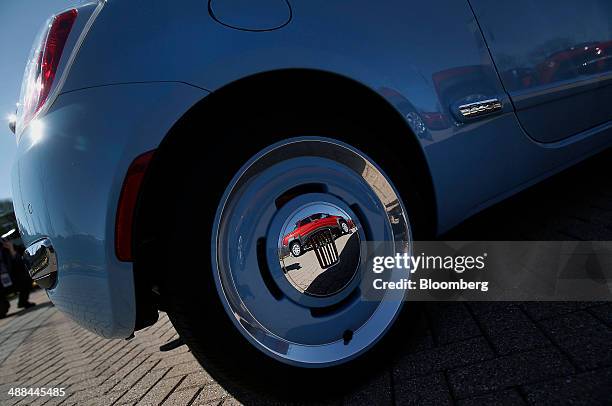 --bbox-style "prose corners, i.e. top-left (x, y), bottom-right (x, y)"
top-left (469, 0), bottom-right (612, 143)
